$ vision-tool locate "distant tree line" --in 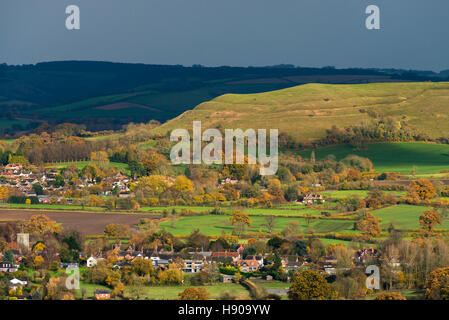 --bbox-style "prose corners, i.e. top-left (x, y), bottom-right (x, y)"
top-left (25, 142), bottom-right (96, 163)
top-left (279, 117), bottom-right (433, 151)
top-left (8, 195), bottom-right (39, 204)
